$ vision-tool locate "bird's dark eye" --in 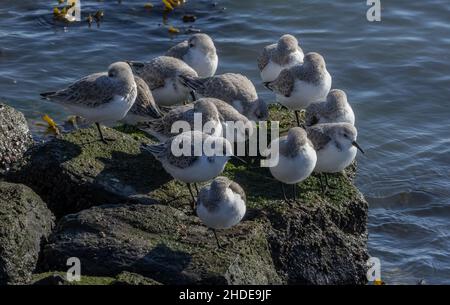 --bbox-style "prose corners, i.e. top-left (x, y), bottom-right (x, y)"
top-left (189, 43), bottom-right (194, 48)
top-left (108, 72), bottom-right (115, 77)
